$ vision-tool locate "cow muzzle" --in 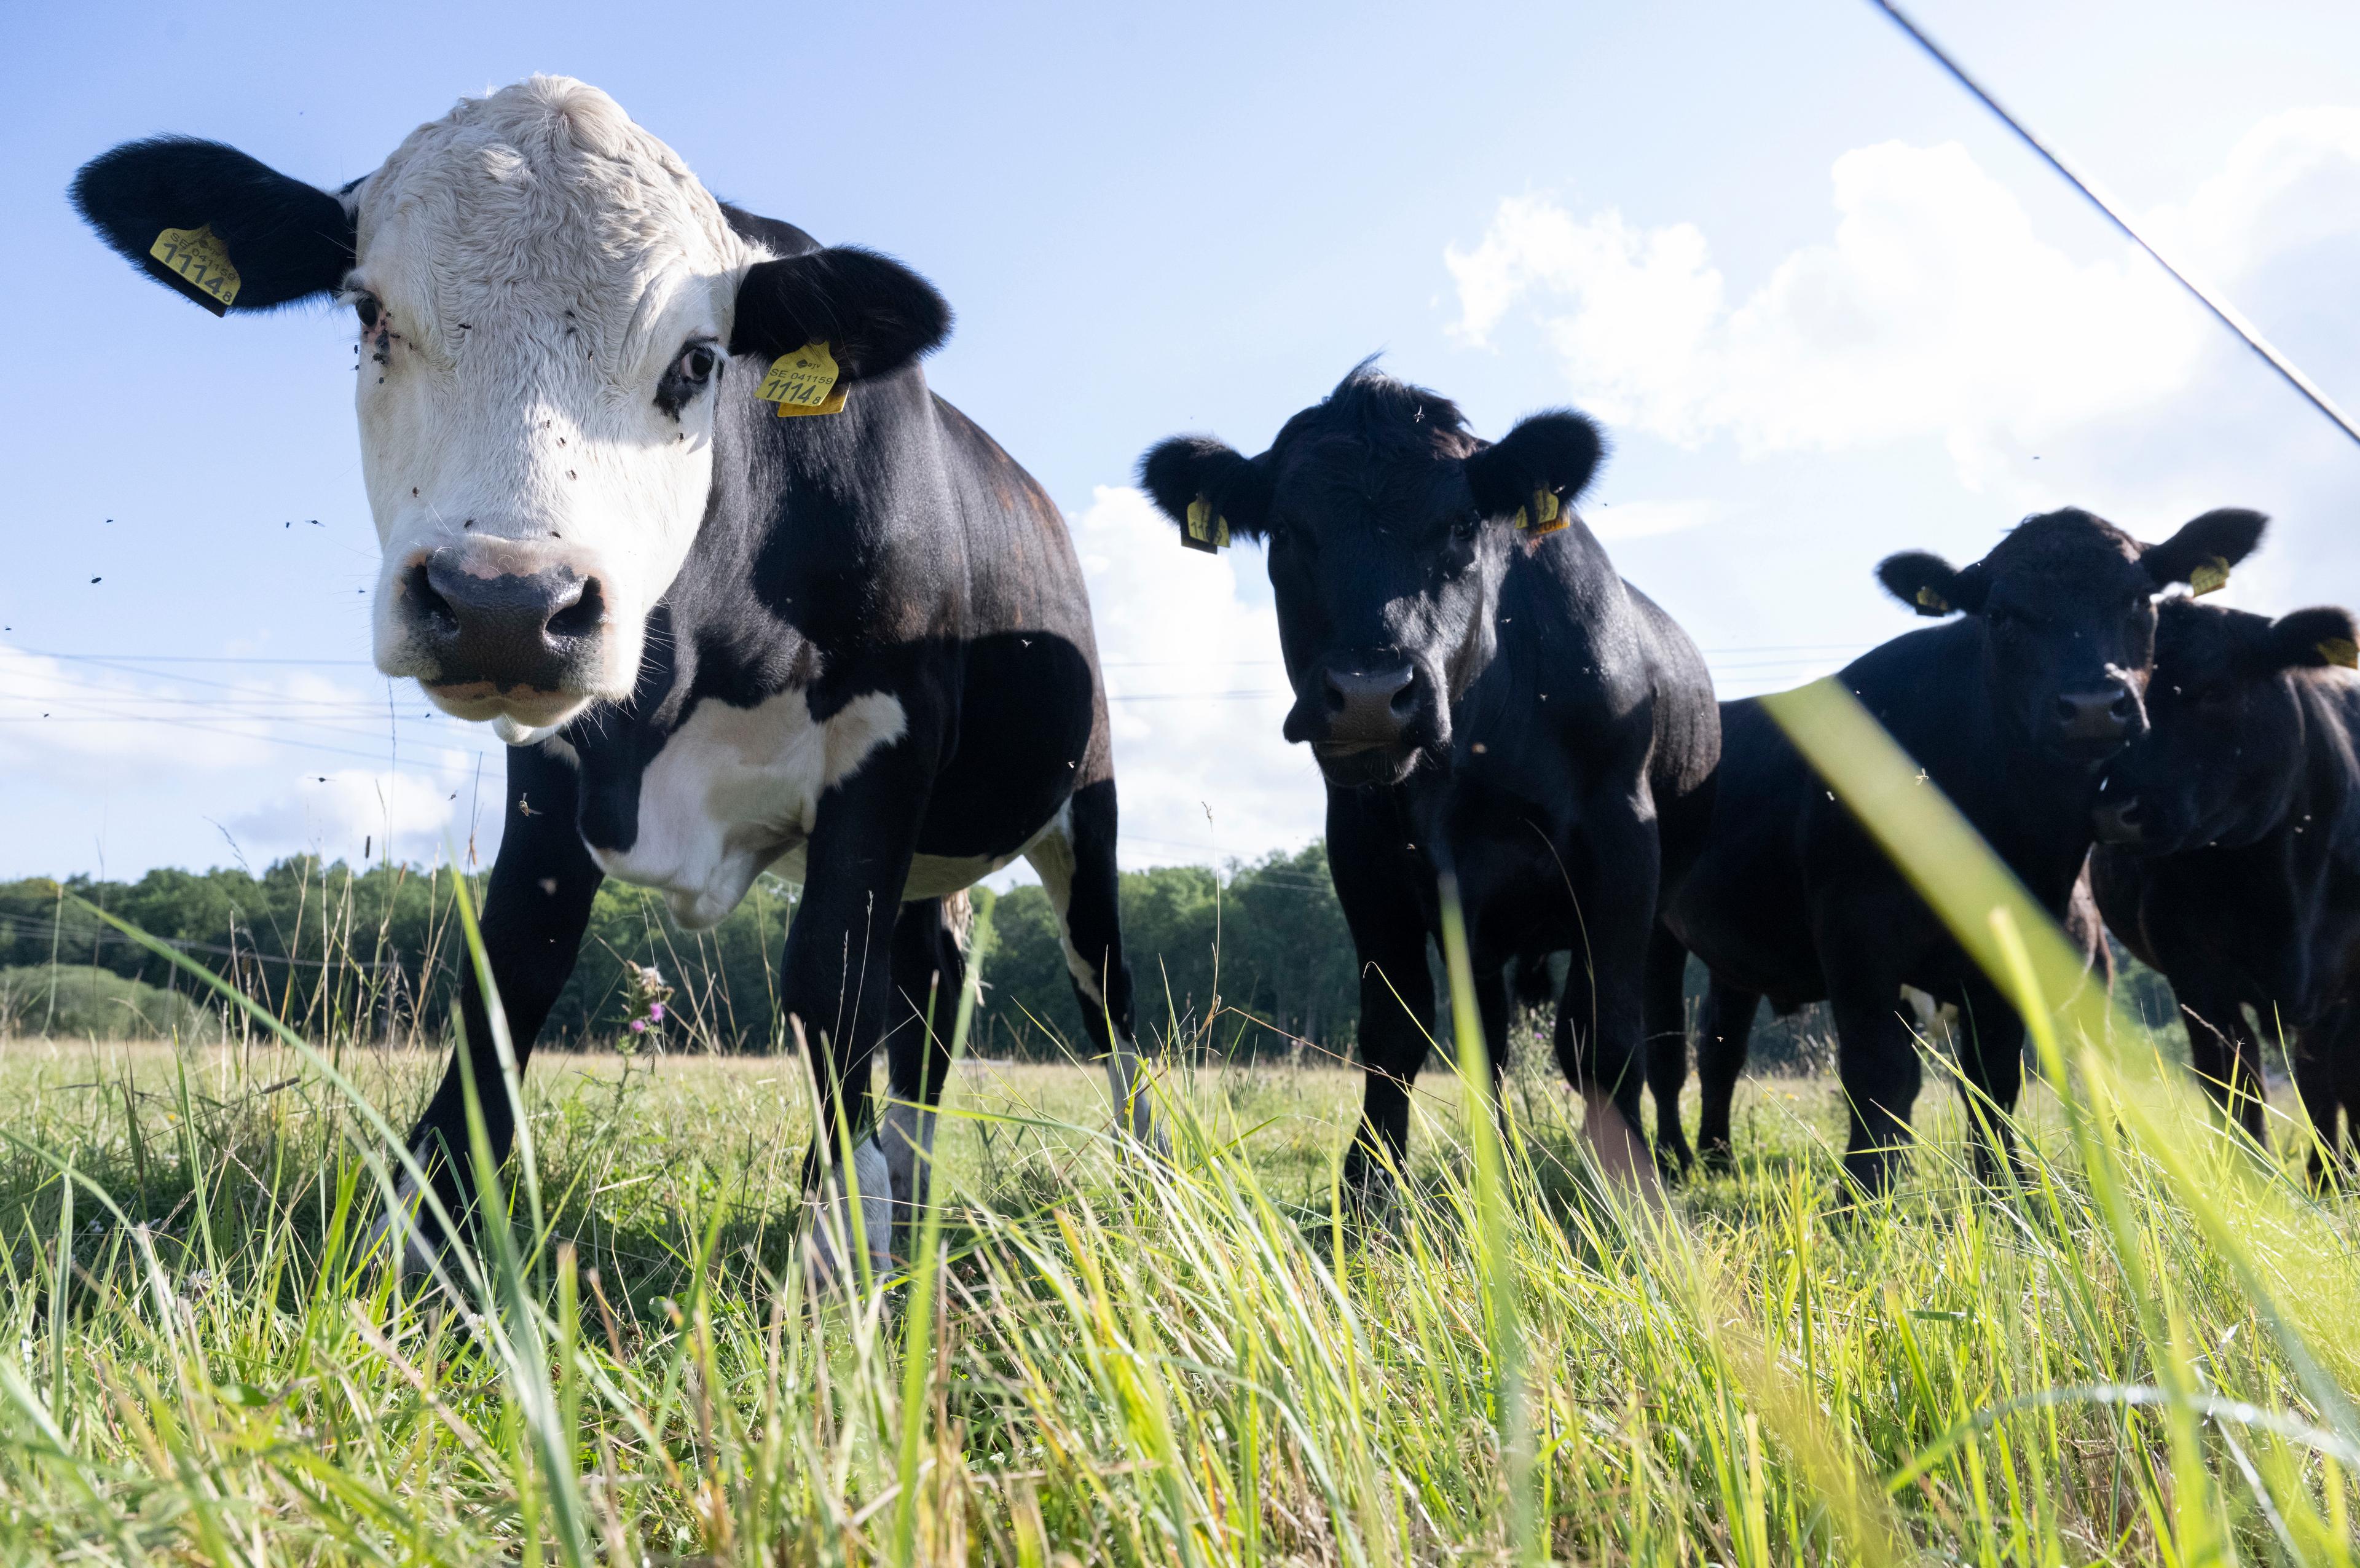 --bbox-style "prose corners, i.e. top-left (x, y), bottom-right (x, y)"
top-left (2050, 681), bottom-right (2142, 762)
top-left (2091, 791), bottom-right (2145, 847)
top-left (1286, 660), bottom-right (1436, 786)
top-left (396, 544), bottom-right (613, 726)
